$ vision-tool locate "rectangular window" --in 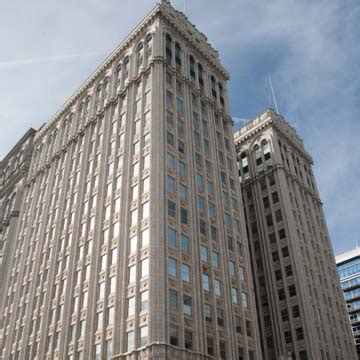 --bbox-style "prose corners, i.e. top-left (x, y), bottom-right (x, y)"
top-left (182, 264), bottom-right (190, 282)
top-left (202, 274), bottom-right (210, 292)
top-left (217, 308), bottom-right (224, 326)
top-left (181, 234), bottom-right (189, 253)
top-left (211, 252), bottom-right (219, 268)
top-left (167, 227), bottom-right (177, 247)
top-left (127, 331), bottom-right (135, 351)
top-left (141, 290), bottom-right (148, 311)
top-left (200, 246), bottom-right (208, 262)
top-left (140, 326), bottom-right (148, 347)
top-left (141, 258), bottom-right (149, 278)
top-left (214, 279), bottom-right (222, 296)
top-left (242, 292), bottom-right (248, 309)
top-left (231, 288), bottom-right (239, 304)
top-left (168, 257), bottom-right (177, 277)
top-left (228, 261), bottom-right (235, 277)
top-left (205, 303), bottom-right (212, 321)
top-left (180, 208), bottom-right (188, 224)
top-left (169, 289), bottom-right (178, 310)
top-left (167, 175), bottom-right (176, 192)
top-left (168, 200), bottom-right (176, 217)
top-left (183, 295), bottom-right (192, 315)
